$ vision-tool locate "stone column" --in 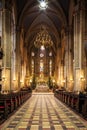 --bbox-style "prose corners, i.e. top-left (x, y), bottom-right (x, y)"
top-left (11, 24), bottom-right (16, 91)
top-left (57, 46), bottom-right (61, 87)
top-left (19, 28), bottom-right (24, 88)
top-left (64, 28), bottom-right (69, 90)
top-left (23, 46), bottom-right (27, 86)
top-left (61, 29), bottom-right (67, 89)
top-left (0, 7), bottom-right (2, 36)
top-left (85, 12), bottom-right (87, 89)
top-left (63, 26), bottom-right (73, 91)
top-left (55, 50), bottom-right (59, 84)
top-left (25, 48), bottom-right (30, 86)
top-left (2, 0), bottom-right (12, 93)
top-left (15, 26), bottom-right (21, 91)
top-left (73, 1), bottom-right (85, 91)
top-left (68, 26), bottom-right (74, 91)
top-left (60, 60), bottom-right (64, 87)
top-left (0, 5), bottom-right (3, 93)
top-left (83, 1), bottom-right (87, 90)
